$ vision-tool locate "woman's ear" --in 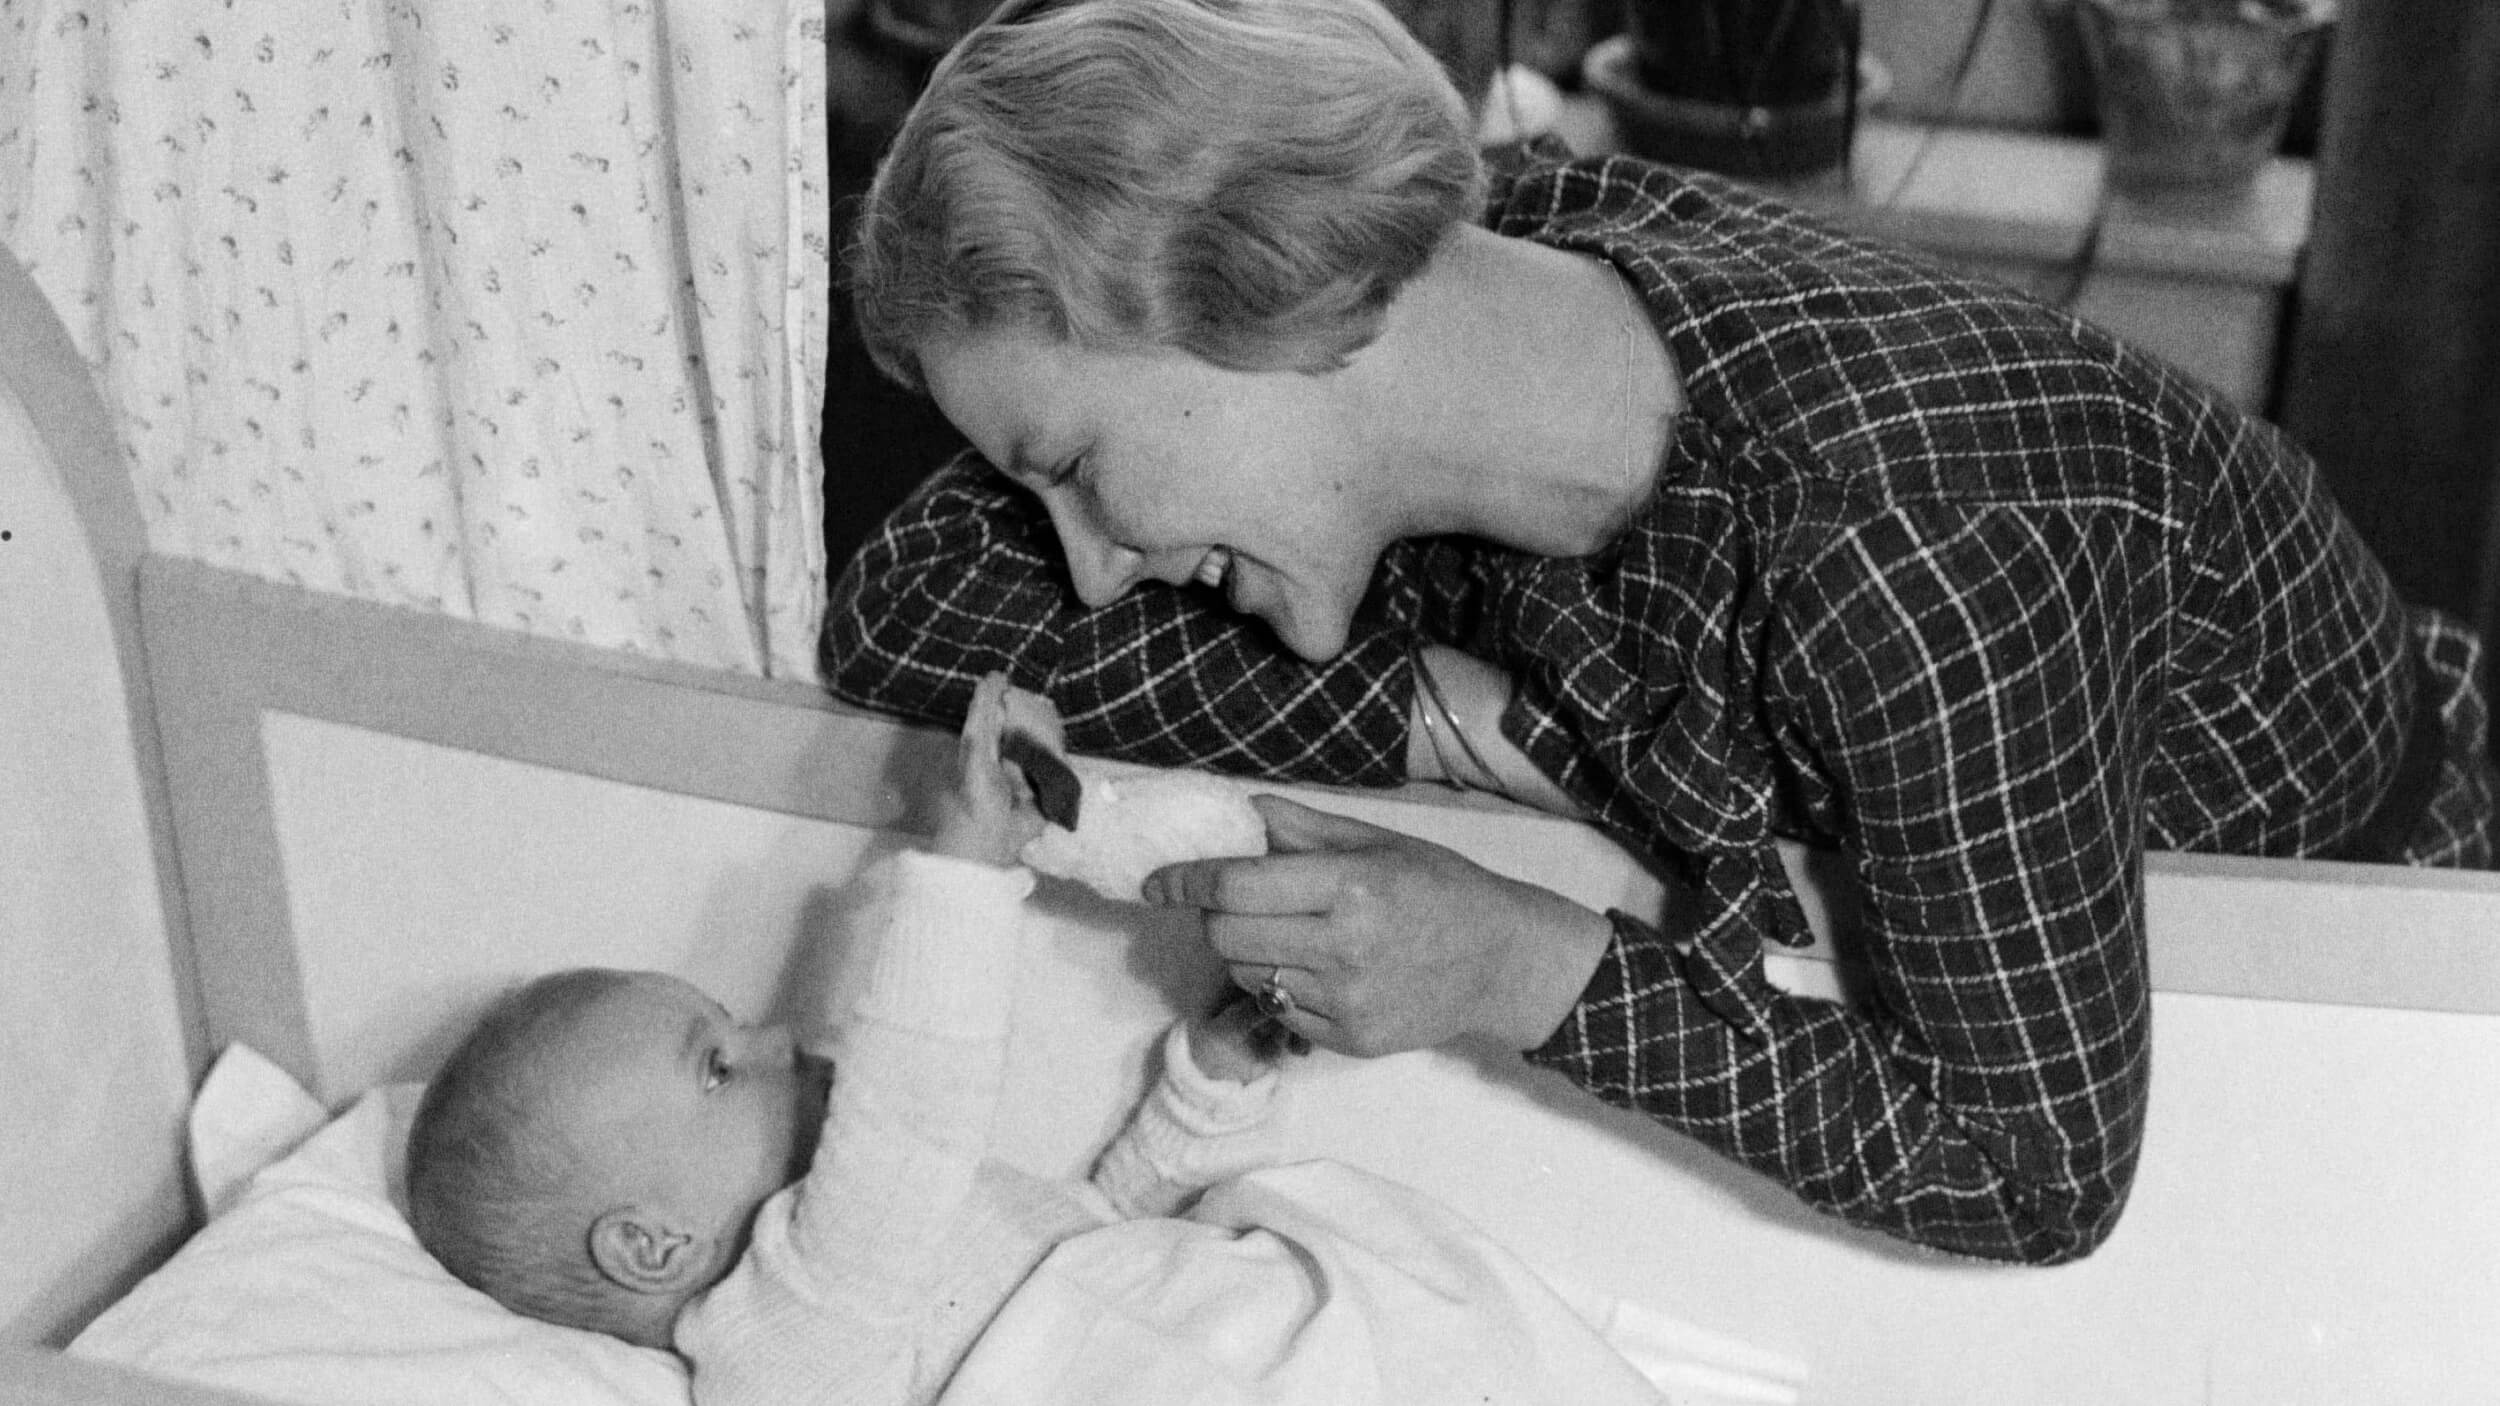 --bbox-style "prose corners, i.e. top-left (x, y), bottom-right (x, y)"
top-left (588, 1206), bottom-right (708, 1296)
